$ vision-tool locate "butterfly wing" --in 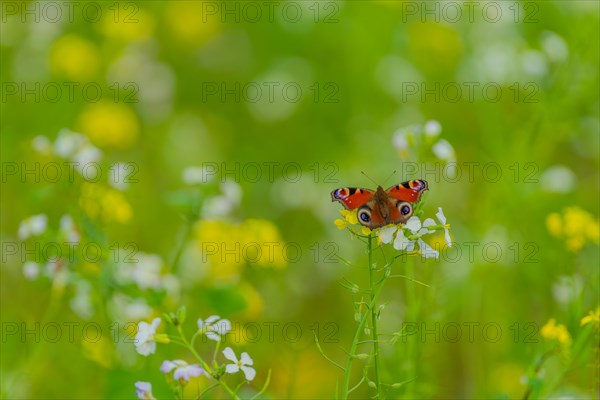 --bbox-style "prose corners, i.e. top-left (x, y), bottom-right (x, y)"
top-left (386, 180), bottom-right (428, 202)
top-left (331, 187), bottom-right (375, 210)
top-left (384, 180), bottom-right (429, 225)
